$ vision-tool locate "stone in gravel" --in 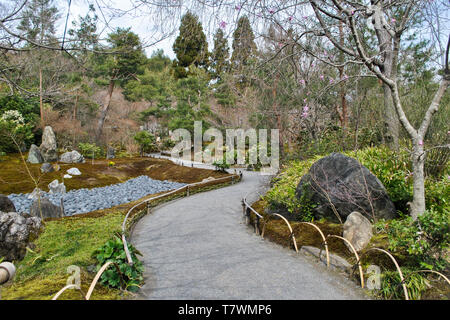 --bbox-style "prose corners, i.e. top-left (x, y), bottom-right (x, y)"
top-left (64, 174), bottom-right (72, 179)
top-left (48, 179), bottom-right (66, 194)
top-left (40, 163), bottom-right (54, 173)
top-left (27, 144), bottom-right (44, 164)
top-left (39, 126), bottom-right (58, 162)
top-left (0, 194), bottom-right (16, 212)
top-left (60, 150), bottom-right (84, 163)
top-left (343, 211), bottom-right (373, 252)
top-left (0, 211), bottom-right (42, 261)
top-left (28, 188), bottom-right (42, 200)
top-left (67, 168), bottom-right (81, 176)
top-left (29, 198), bottom-right (62, 219)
